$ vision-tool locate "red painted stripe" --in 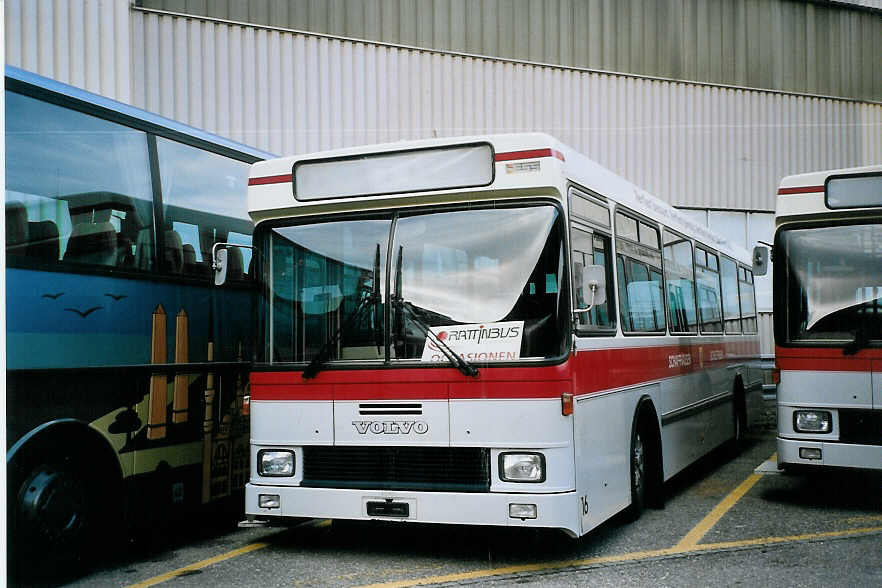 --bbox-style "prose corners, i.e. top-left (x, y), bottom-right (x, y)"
top-left (495, 148), bottom-right (565, 162)
top-left (775, 345), bottom-right (882, 372)
top-left (249, 173), bottom-right (292, 186)
top-left (250, 339), bottom-right (760, 402)
top-left (777, 185), bottom-right (824, 195)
